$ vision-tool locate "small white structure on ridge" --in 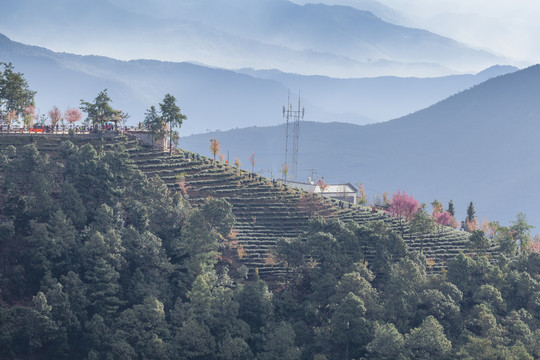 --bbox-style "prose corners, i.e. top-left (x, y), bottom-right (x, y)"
top-left (280, 179), bottom-right (358, 204)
